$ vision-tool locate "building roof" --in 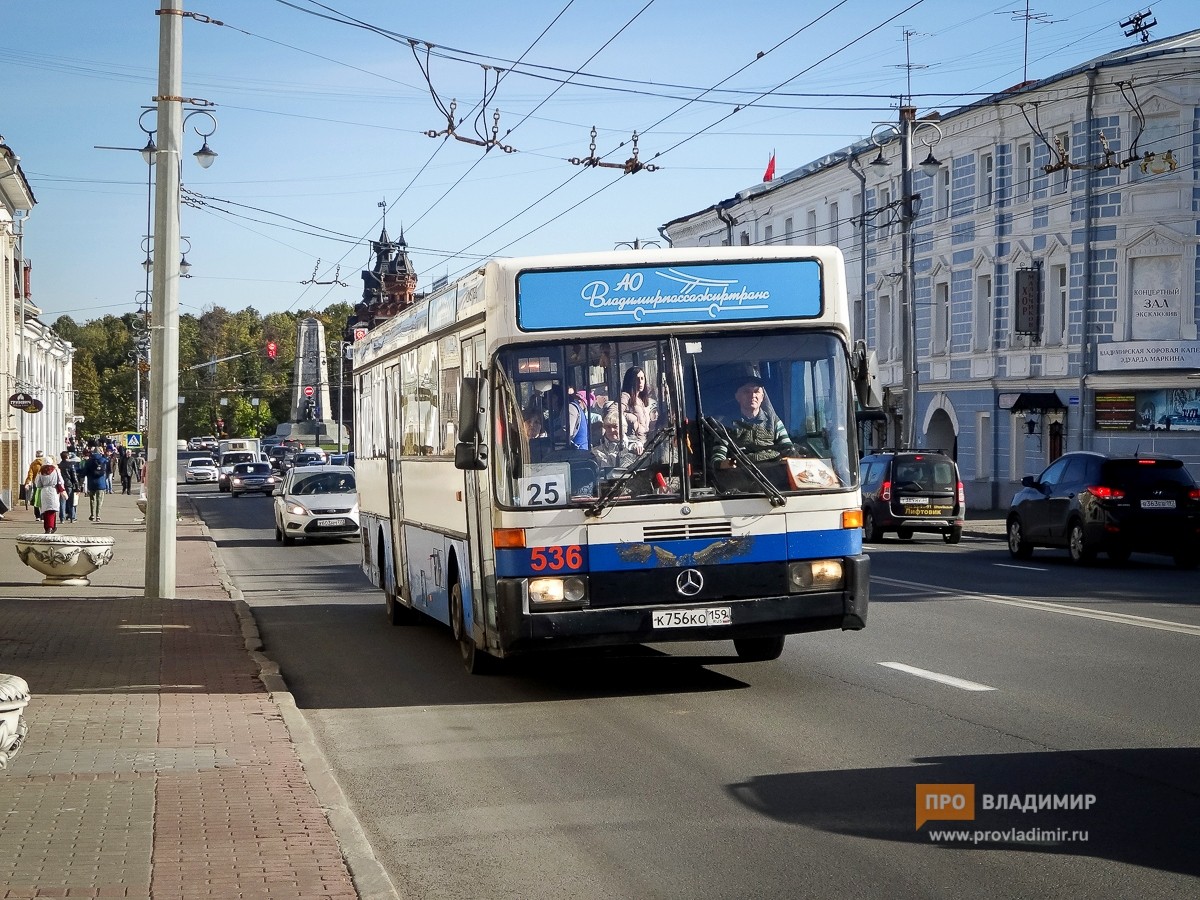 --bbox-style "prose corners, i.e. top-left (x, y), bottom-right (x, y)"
top-left (662, 27), bottom-right (1200, 232)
